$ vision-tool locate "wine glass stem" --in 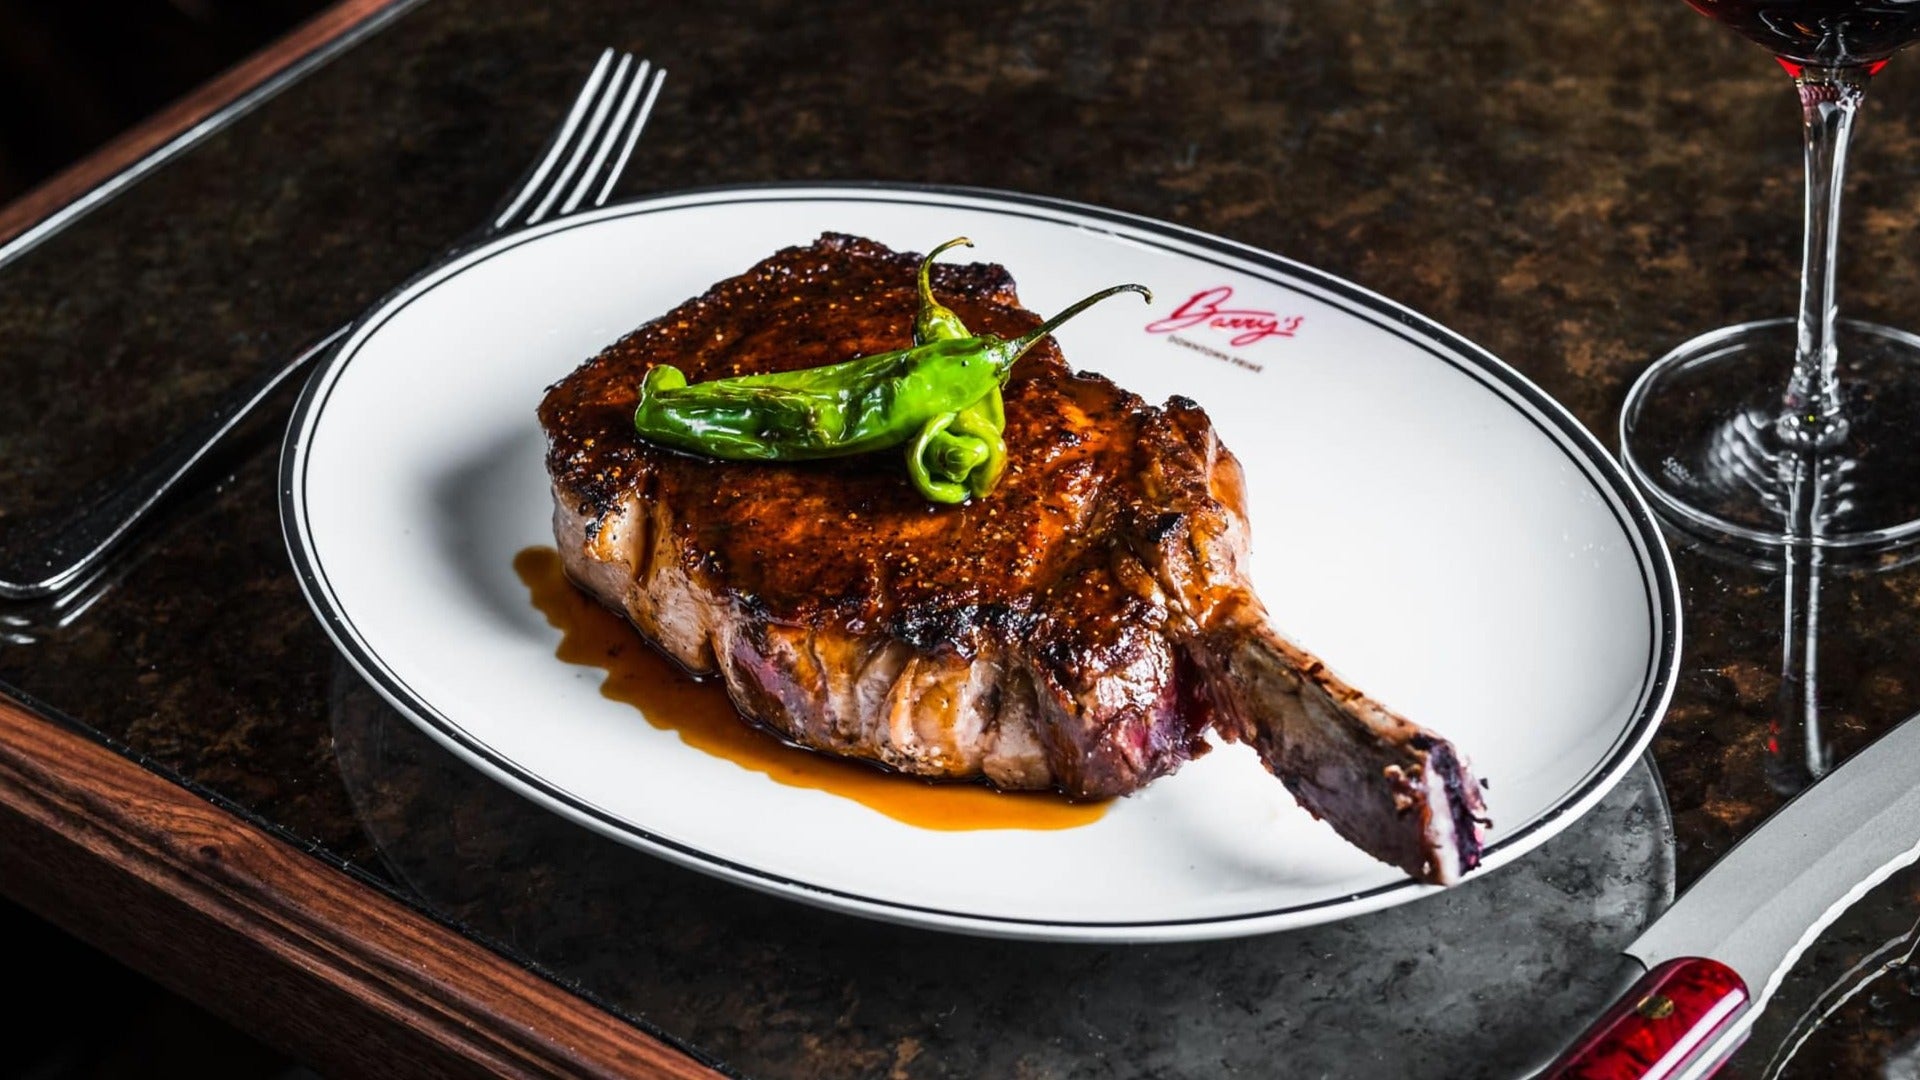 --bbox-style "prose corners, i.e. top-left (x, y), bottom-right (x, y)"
top-left (1782, 67), bottom-right (1868, 451)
